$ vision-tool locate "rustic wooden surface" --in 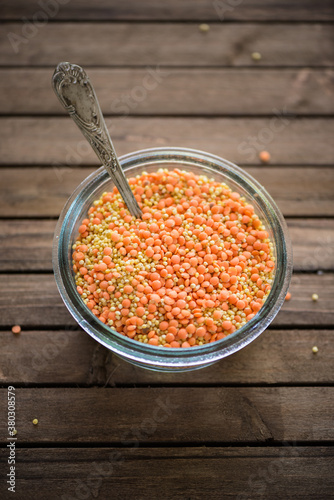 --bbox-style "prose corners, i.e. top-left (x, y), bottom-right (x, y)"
top-left (2, 68), bottom-right (334, 115)
top-left (1, 24), bottom-right (333, 67)
top-left (1, 118), bottom-right (334, 165)
top-left (1, 329), bottom-right (334, 386)
top-left (1, 447), bottom-right (333, 500)
top-left (0, 2), bottom-right (334, 499)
